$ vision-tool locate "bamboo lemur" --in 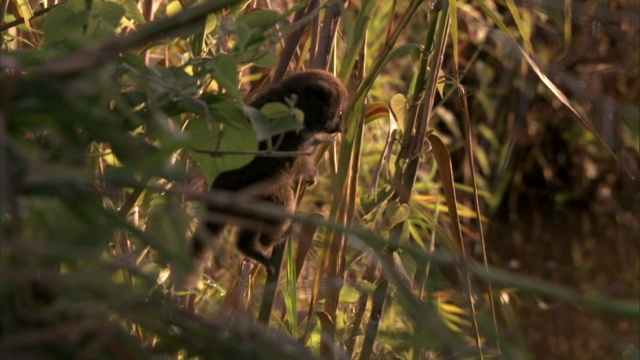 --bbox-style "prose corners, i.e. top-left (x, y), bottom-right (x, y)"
top-left (192, 70), bottom-right (348, 275)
